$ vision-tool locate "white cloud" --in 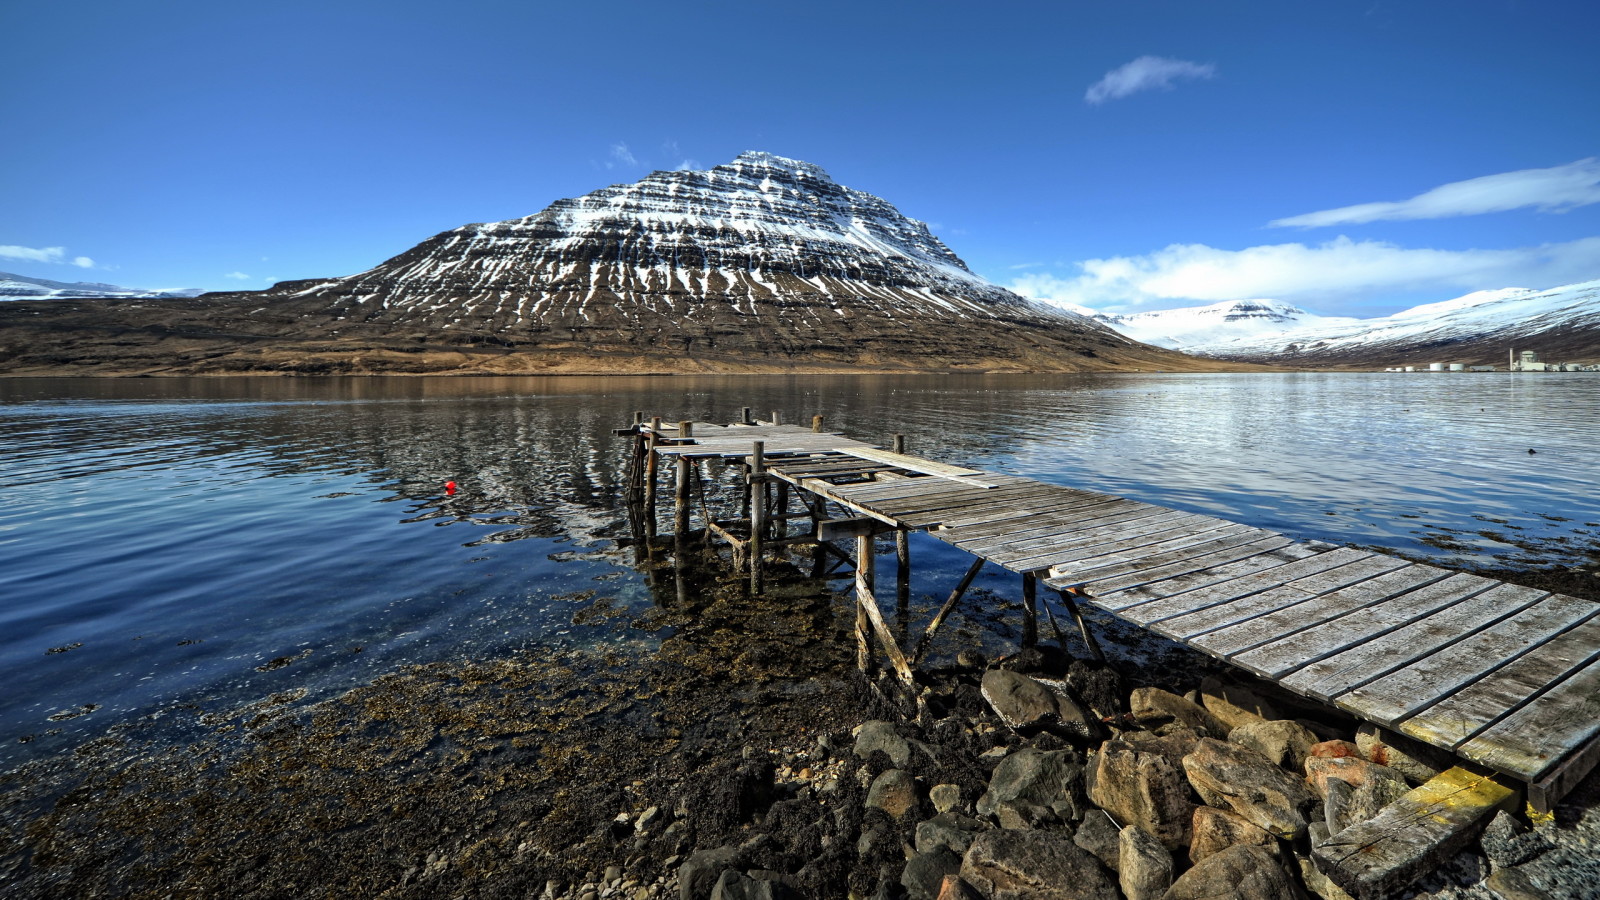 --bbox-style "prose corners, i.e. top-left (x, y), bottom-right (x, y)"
top-left (674, 159), bottom-right (703, 171)
top-left (72, 256), bottom-right (94, 268)
top-left (0, 244), bottom-right (68, 265)
top-left (1009, 235), bottom-right (1600, 314)
top-left (605, 142), bottom-right (638, 170)
top-left (1085, 56), bottom-right (1216, 105)
top-left (224, 271), bottom-right (251, 280)
top-left (1272, 158), bottom-right (1600, 228)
